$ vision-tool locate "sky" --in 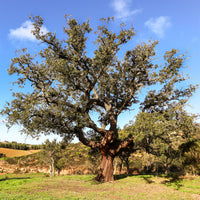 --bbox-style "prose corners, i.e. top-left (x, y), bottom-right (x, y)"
top-left (0, 0), bottom-right (200, 144)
